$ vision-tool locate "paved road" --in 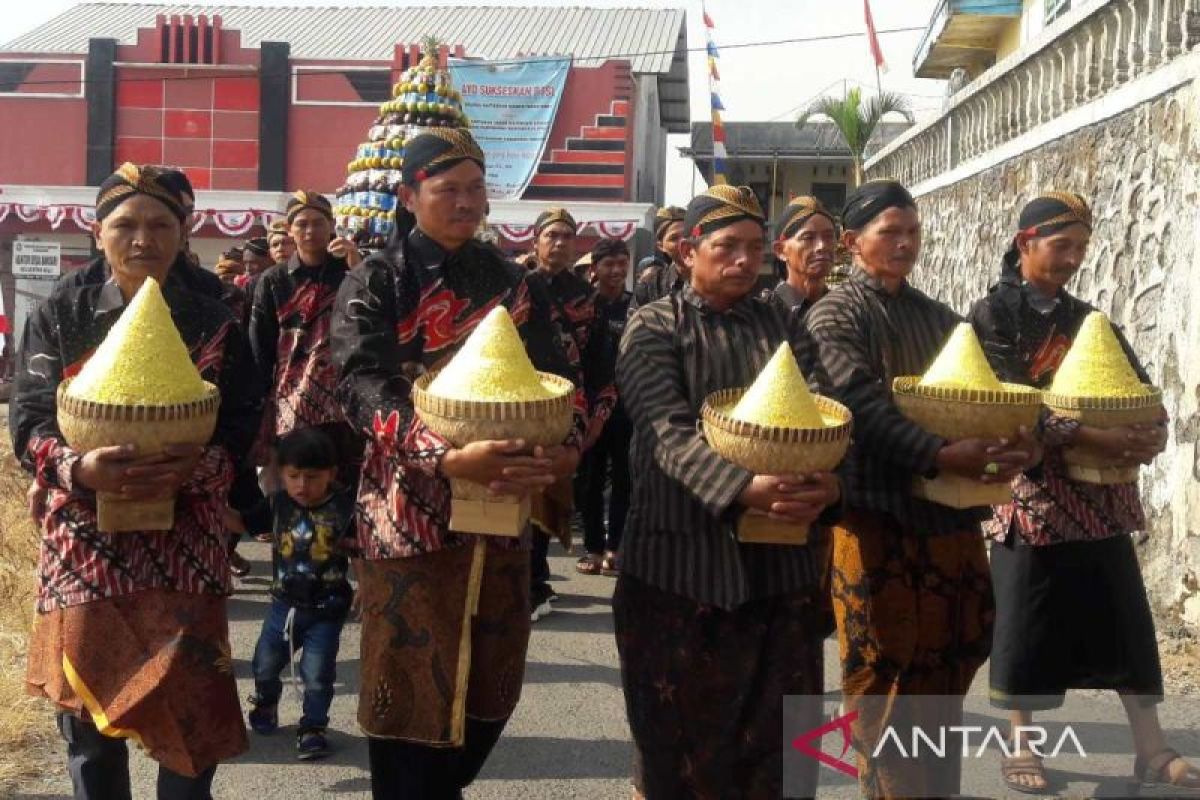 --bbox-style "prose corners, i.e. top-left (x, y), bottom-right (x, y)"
top-left (14, 537), bottom-right (1200, 799)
